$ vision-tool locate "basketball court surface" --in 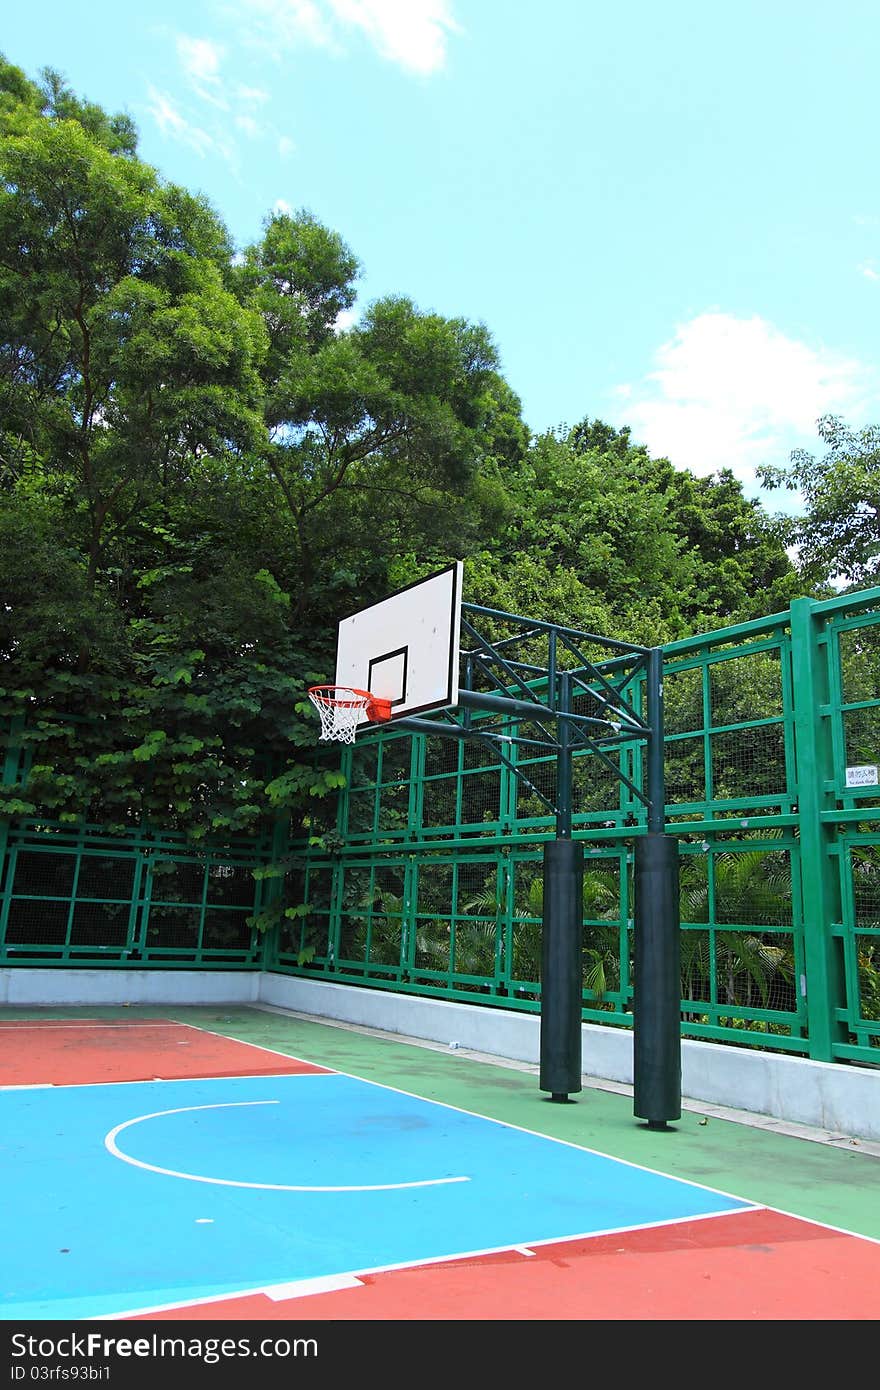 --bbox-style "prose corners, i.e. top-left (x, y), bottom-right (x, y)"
top-left (1, 1006), bottom-right (878, 1322)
